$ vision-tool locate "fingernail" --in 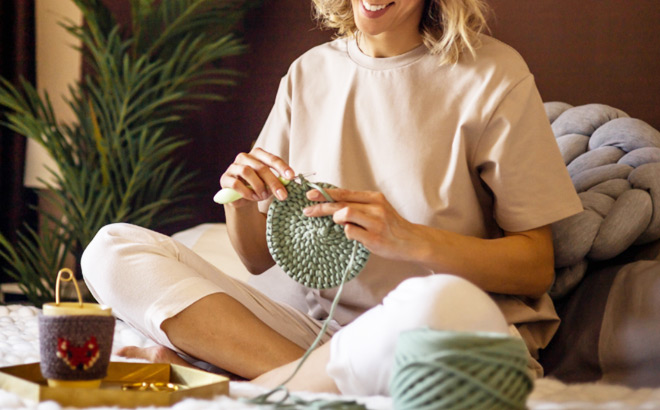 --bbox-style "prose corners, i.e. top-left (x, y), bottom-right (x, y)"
top-left (285, 170), bottom-right (294, 179)
top-left (252, 193), bottom-right (260, 201)
top-left (303, 207), bottom-right (312, 216)
top-left (276, 188), bottom-right (287, 201)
